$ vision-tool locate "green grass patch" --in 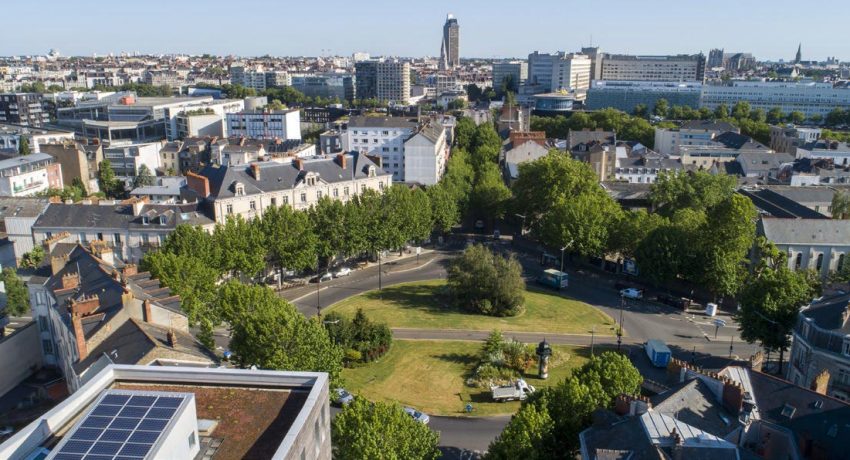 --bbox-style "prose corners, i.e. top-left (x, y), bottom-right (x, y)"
top-left (328, 280), bottom-right (616, 335)
top-left (342, 339), bottom-right (605, 416)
